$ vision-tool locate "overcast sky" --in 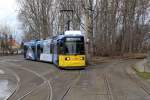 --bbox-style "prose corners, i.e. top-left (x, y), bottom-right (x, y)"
top-left (0, 0), bottom-right (22, 42)
top-left (0, 0), bottom-right (18, 27)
